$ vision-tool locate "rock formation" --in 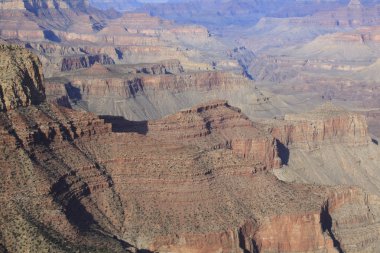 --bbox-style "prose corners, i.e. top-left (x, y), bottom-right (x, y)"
top-left (0, 1), bottom-right (231, 77)
top-left (61, 54), bottom-right (115, 72)
top-left (44, 69), bottom-right (284, 121)
top-left (147, 100), bottom-right (282, 170)
top-left (269, 102), bottom-right (370, 150)
top-left (271, 103), bottom-right (380, 197)
top-left (0, 44), bottom-right (45, 111)
top-left (0, 43), bottom-right (136, 253)
top-left (2, 45), bottom-right (380, 253)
